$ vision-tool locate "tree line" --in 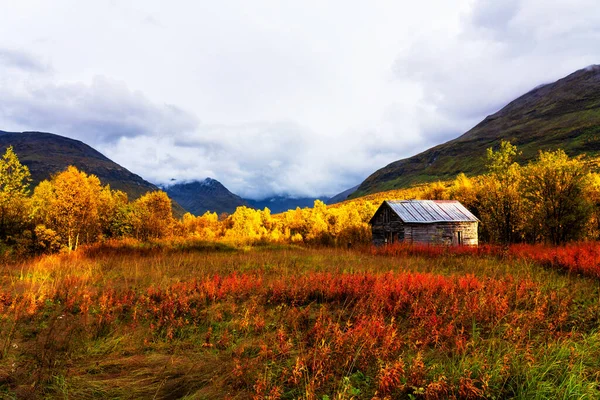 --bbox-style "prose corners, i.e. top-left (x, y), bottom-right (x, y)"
top-left (450, 141), bottom-right (596, 245)
top-left (0, 147), bottom-right (176, 253)
top-left (0, 146), bottom-right (373, 254)
top-left (1, 141), bottom-right (598, 255)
